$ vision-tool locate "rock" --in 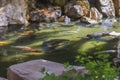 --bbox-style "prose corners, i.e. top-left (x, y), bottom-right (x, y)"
top-left (98, 0), bottom-right (115, 17)
top-left (0, 4), bottom-right (10, 26)
top-left (29, 9), bottom-right (62, 23)
top-left (66, 5), bottom-right (82, 19)
top-left (0, 0), bottom-right (8, 7)
top-left (0, 77), bottom-right (7, 80)
top-left (80, 7), bottom-right (103, 24)
top-left (0, 0), bottom-right (28, 27)
top-left (108, 31), bottom-right (120, 37)
top-left (0, 14), bottom-right (8, 27)
top-left (80, 16), bottom-right (101, 24)
top-left (113, 58), bottom-right (120, 66)
top-left (49, 0), bottom-right (69, 7)
top-left (58, 16), bottom-right (65, 22)
top-left (29, 10), bottom-right (41, 23)
top-left (86, 32), bottom-right (106, 39)
top-left (0, 26), bottom-right (7, 35)
top-left (113, 0), bottom-right (120, 16)
top-left (9, 0), bottom-right (28, 25)
top-left (89, 7), bottom-right (103, 20)
top-left (64, 0), bottom-right (89, 19)
top-left (65, 16), bottom-right (71, 24)
top-left (76, 0), bottom-right (90, 16)
top-left (7, 60), bottom-right (86, 80)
